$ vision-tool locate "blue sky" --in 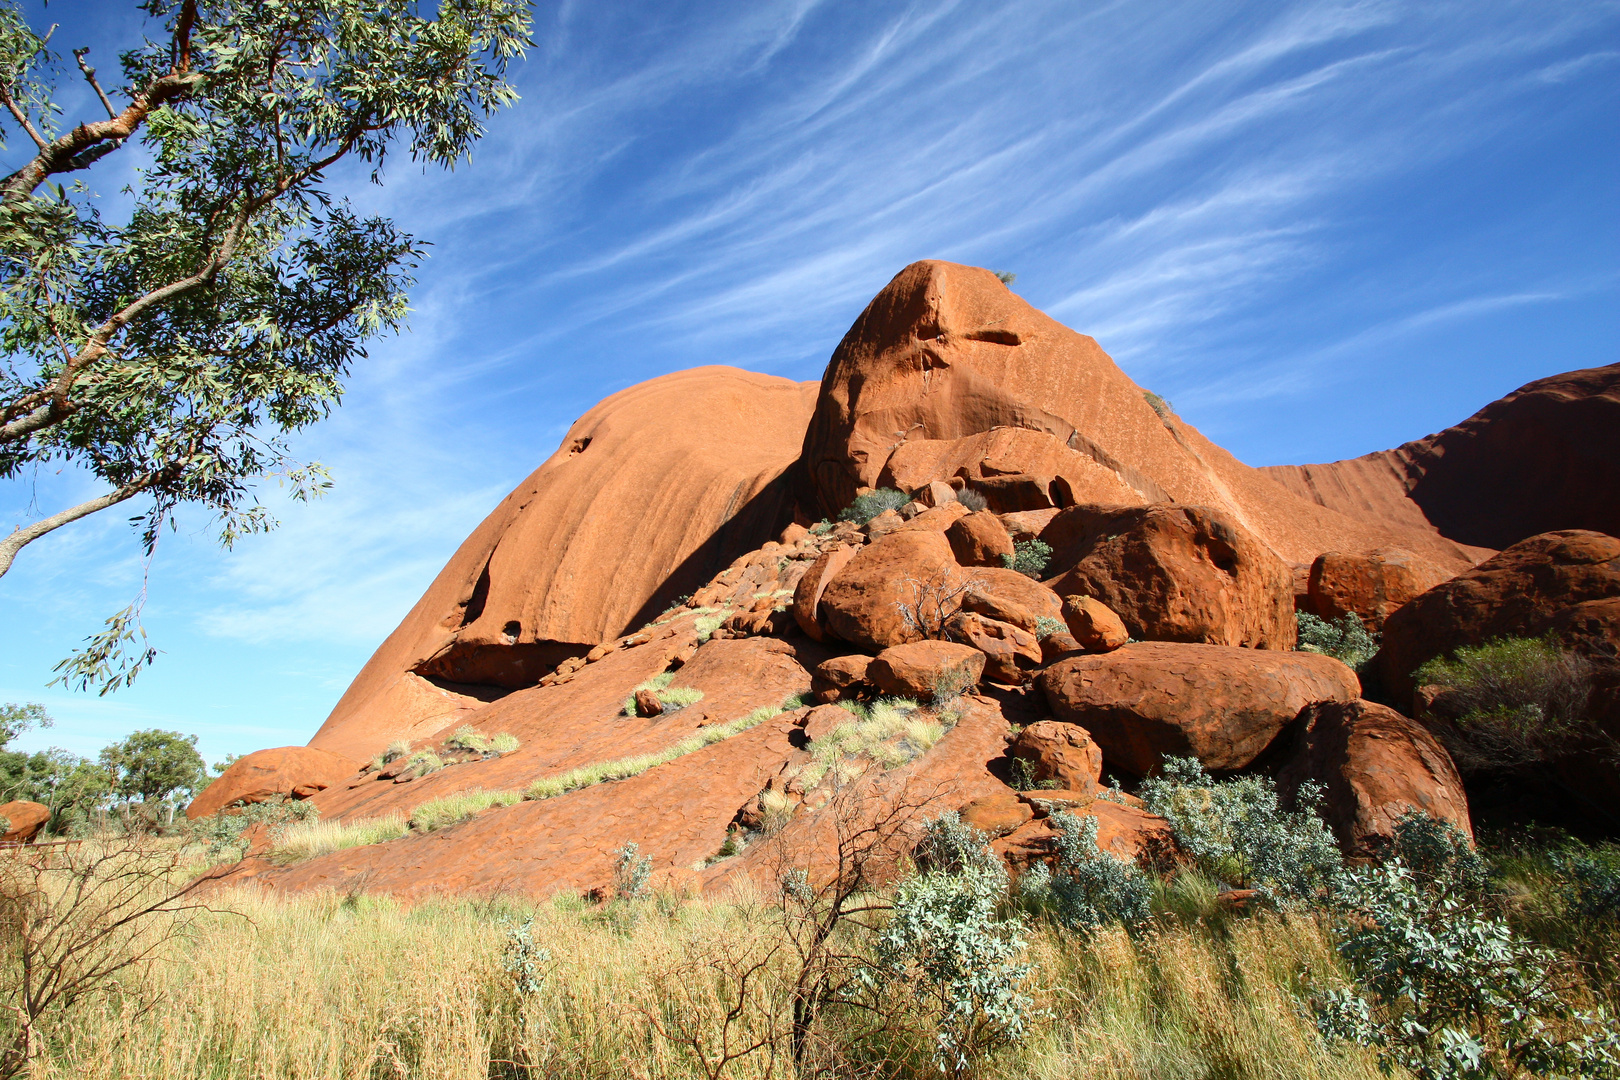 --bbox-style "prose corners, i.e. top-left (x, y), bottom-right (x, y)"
top-left (2, 0), bottom-right (1616, 765)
